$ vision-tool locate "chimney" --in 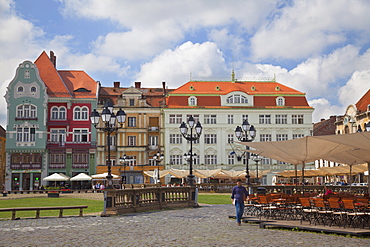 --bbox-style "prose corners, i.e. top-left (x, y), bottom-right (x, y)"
top-left (50, 51), bottom-right (56, 68)
top-left (114, 81), bottom-right (120, 88)
top-left (162, 81), bottom-right (166, 94)
top-left (135, 82), bottom-right (141, 88)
